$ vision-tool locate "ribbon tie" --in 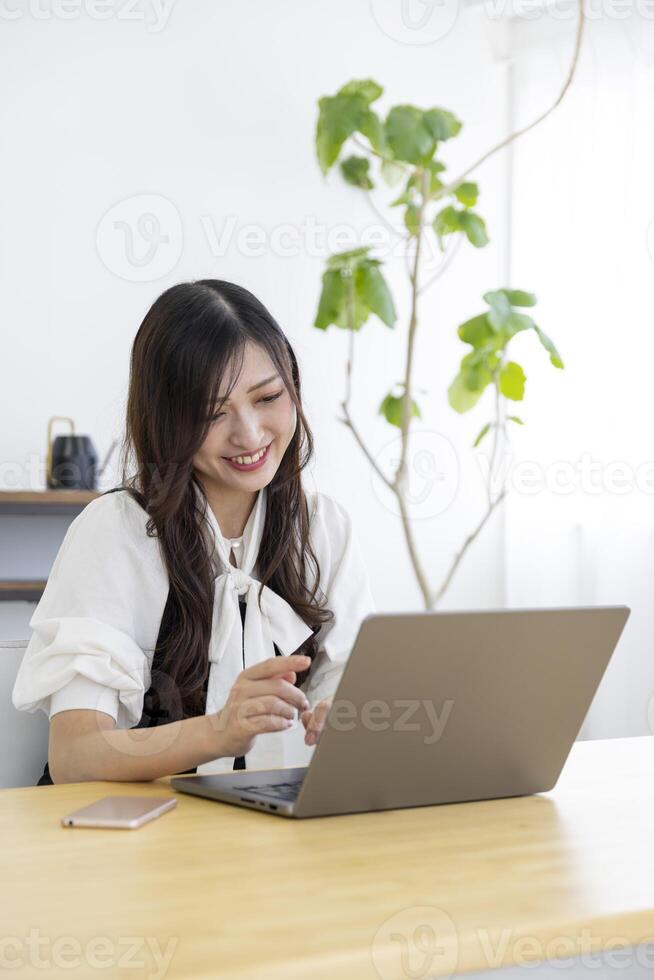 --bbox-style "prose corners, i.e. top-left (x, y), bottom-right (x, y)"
top-left (208, 564), bottom-right (314, 693)
top-left (193, 481), bottom-right (314, 772)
